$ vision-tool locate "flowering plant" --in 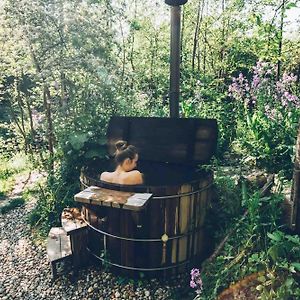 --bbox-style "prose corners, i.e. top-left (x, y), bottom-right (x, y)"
top-left (190, 268), bottom-right (203, 299)
top-left (229, 61), bottom-right (299, 119)
top-left (228, 61), bottom-right (300, 175)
